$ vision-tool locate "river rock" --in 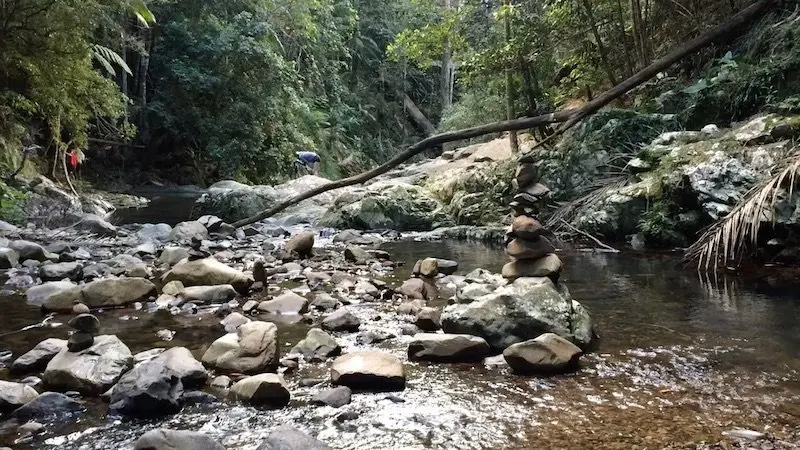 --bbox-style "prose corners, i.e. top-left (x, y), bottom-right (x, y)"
top-left (511, 216), bottom-right (545, 240)
top-left (502, 333), bottom-right (583, 374)
top-left (67, 332), bottom-right (94, 352)
top-left (312, 386), bottom-right (351, 408)
top-left (168, 221), bottom-right (209, 242)
top-left (506, 238), bottom-right (555, 260)
top-left (398, 299), bottom-right (425, 316)
top-left (0, 380), bottom-right (39, 413)
top-left (256, 425), bottom-right (332, 450)
top-left (515, 163), bottom-right (538, 190)
top-left (138, 223), bottom-right (173, 243)
top-left (201, 321), bottom-right (278, 373)
top-left (415, 307), bottom-right (441, 331)
top-left (407, 333), bottom-right (490, 362)
top-left (419, 258), bottom-right (439, 278)
top-left (156, 347), bottom-right (208, 389)
top-left (78, 277), bottom-right (157, 309)
top-left (436, 259), bottom-right (459, 275)
top-left (133, 429), bottom-right (225, 450)
top-left (310, 293), bottom-right (340, 311)
top-left (11, 338), bottom-right (66, 373)
top-left (333, 230), bottom-right (366, 243)
top-left (0, 220), bottom-right (19, 235)
top-left (321, 308), bottom-right (360, 332)
top-left (290, 328), bottom-right (341, 361)
top-left (257, 291), bottom-right (308, 315)
top-left (285, 231), bottom-right (315, 258)
top-left (441, 276), bottom-right (595, 351)
top-left (44, 335), bottom-right (133, 394)
top-left (396, 278), bottom-right (427, 299)
top-left (0, 248), bottom-right (19, 268)
top-left (162, 258), bottom-right (253, 294)
top-left (72, 303), bottom-right (90, 314)
top-left (27, 281), bottom-right (82, 307)
top-left (77, 214), bottom-right (118, 236)
top-left (231, 373), bottom-right (290, 407)
top-left (68, 313), bottom-right (100, 333)
top-left (456, 283), bottom-right (494, 304)
top-left (109, 360), bottom-right (184, 417)
top-left (158, 247), bottom-right (190, 267)
top-left (344, 245), bottom-right (371, 264)
top-left (330, 351), bottom-right (405, 391)
top-left (9, 240), bottom-right (48, 262)
top-left (183, 285), bottom-right (237, 303)
top-left (11, 392), bottom-right (84, 422)
top-left (501, 254), bottom-right (562, 281)
top-left (221, 312), bottom-right (251, 333)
